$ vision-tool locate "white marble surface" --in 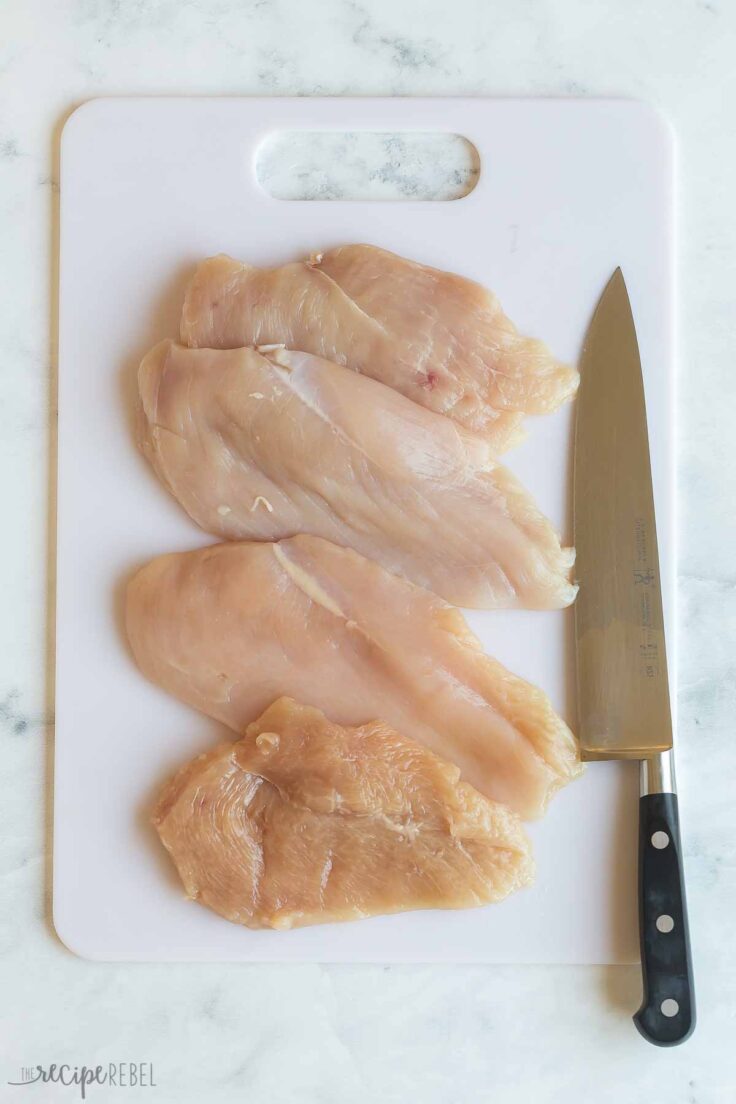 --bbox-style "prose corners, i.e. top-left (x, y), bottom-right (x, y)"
top-left (256, 129), bottom-right (480, 198)
top-left (0, 1), bottom-right (734, 1101)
